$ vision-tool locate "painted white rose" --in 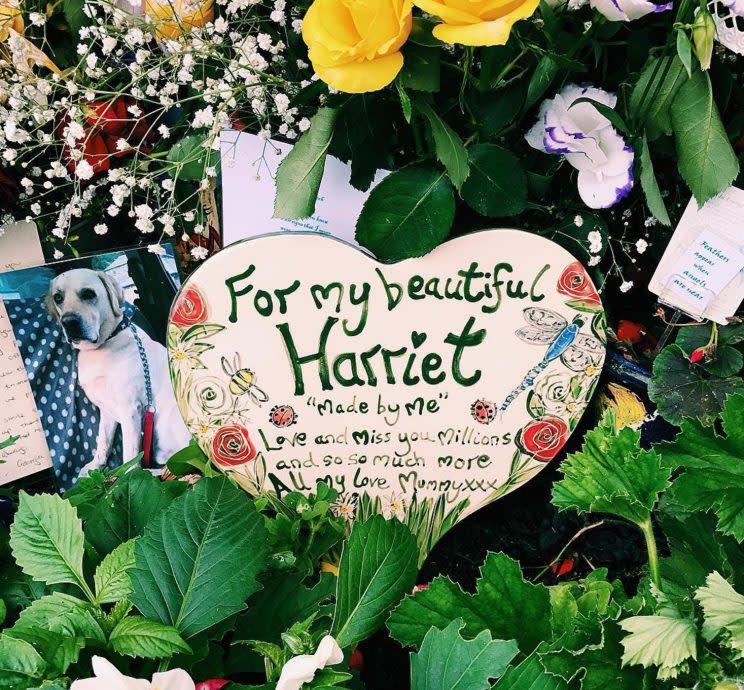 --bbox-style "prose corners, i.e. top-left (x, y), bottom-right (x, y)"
top-left (525, 84), bottom-right (634, 210)
top-left (276, 635), bottom-right (344, 690)
top-left (70, 656), bottom-right (195, 690)
top-left (590, 0), bottom-right (672, 21)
